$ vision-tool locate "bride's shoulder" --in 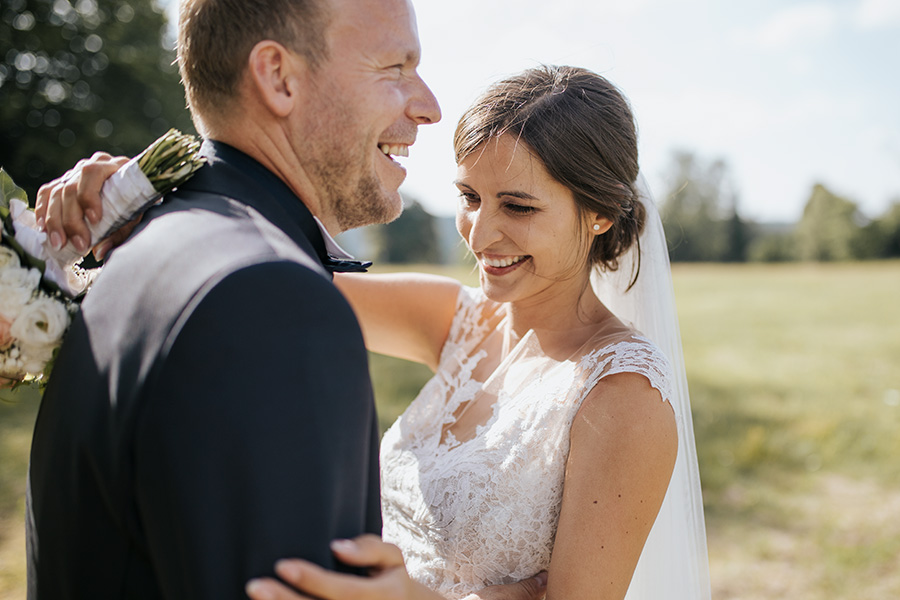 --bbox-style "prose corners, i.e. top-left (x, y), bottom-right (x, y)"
top-left (577, 330), bottom-right (674, 402)
top-left (573, 334), bottom-right (677, 440)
